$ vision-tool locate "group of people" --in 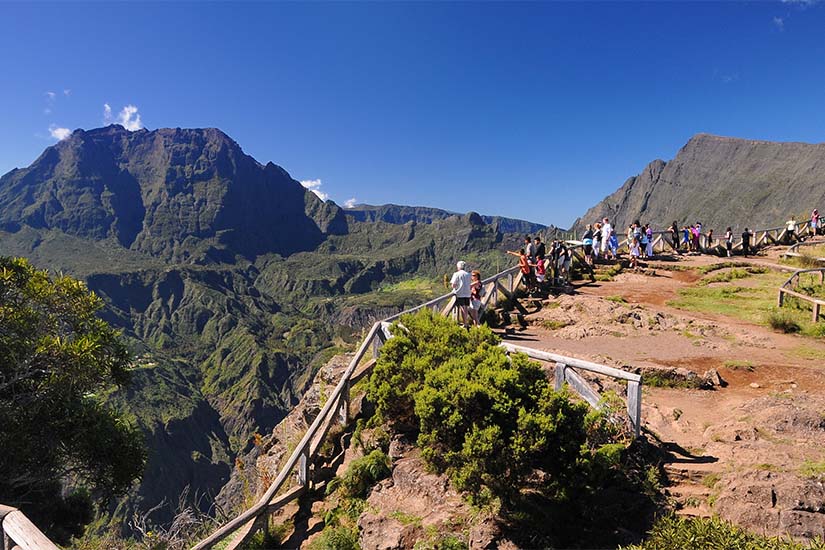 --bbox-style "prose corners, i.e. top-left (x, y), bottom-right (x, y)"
top-left (506, 235), bottom-right (573, 294)
top-left (449, 209), bottom-right (824, 326)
